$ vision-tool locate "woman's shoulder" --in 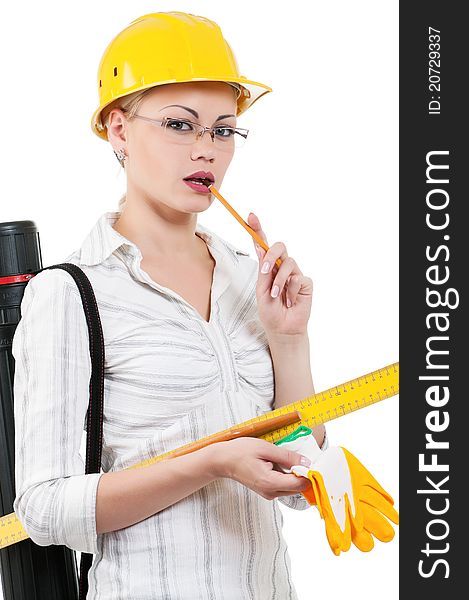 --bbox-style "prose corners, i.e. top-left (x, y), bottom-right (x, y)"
top-left (23, 251), bottom-right (85, 306)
